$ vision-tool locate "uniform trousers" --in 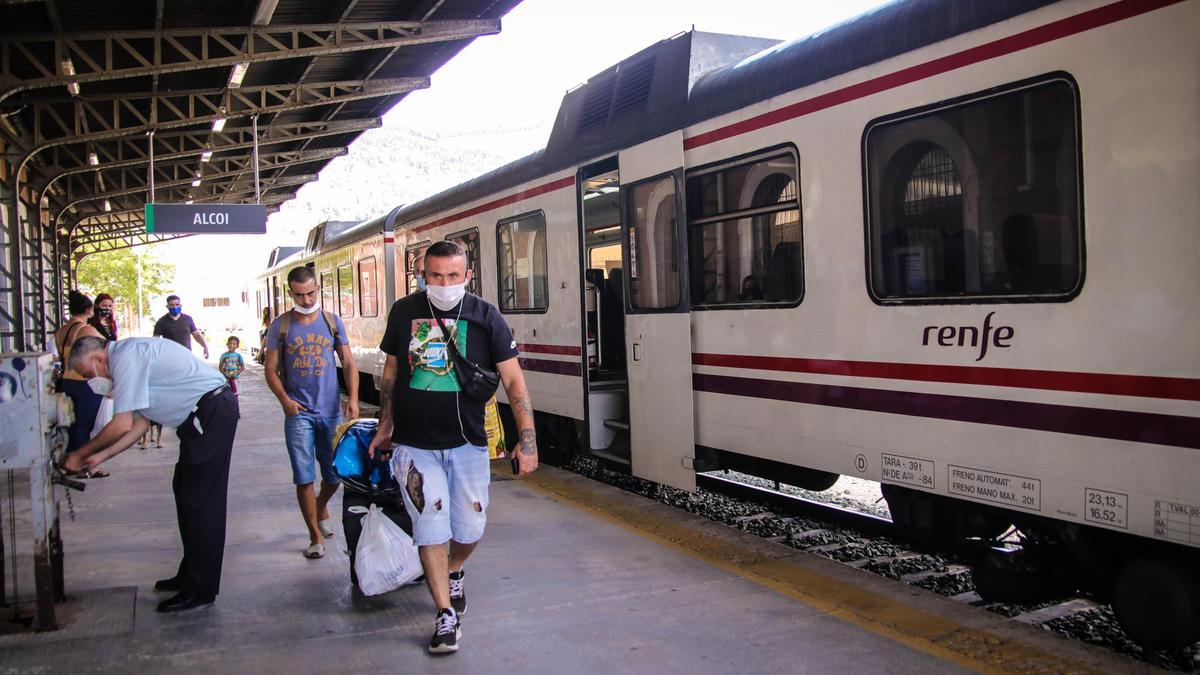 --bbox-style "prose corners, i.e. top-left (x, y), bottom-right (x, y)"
top-left (170, 388), bottom-right (239, 597)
